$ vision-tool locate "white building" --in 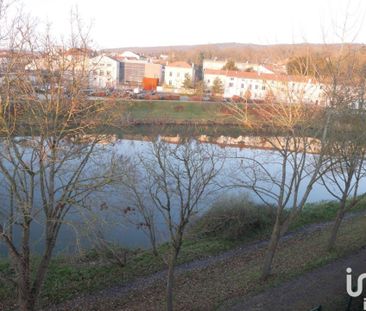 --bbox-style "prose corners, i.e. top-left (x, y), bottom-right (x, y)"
top-left (164, 61), bottom-right (195, 89)
top-left (204, 69), bottom-right (326, 105)
top-left (89, 55), bottom-right (122, 89)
